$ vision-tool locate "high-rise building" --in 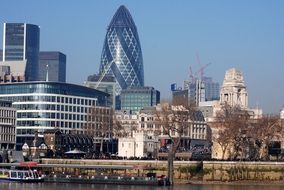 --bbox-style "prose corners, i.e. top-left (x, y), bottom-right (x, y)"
top-left (99, 5), bottom-right (144, 94)
top-left (184, 79), bottom-right (205, 106)
top-left (3, 23), bottom-right (40, 81)
top-left (0, 49), bottom-right (2, 61)
top-left (202, 77), bottom-right (220, 101)
top-left (120, 87), bottom-right (160, 113)
top-left (85, 74), bottom-right (116, 109)
top-left (38, 51), bottom-right (66, 82)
